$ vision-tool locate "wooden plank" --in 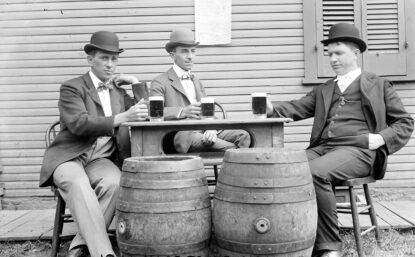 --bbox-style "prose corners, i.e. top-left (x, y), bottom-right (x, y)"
top-left (0, 52), bottom-right (304, 69)
top-left (378, 201), bottom-right (415, 225)
top-left (374, 202), bottom-right (413, 228)
top-left (338, 204), bottom-right (390, 229)
top-left (0, 210), bottom-right (56, 241)
top-left (0, 210), bottom-right (30, 228)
